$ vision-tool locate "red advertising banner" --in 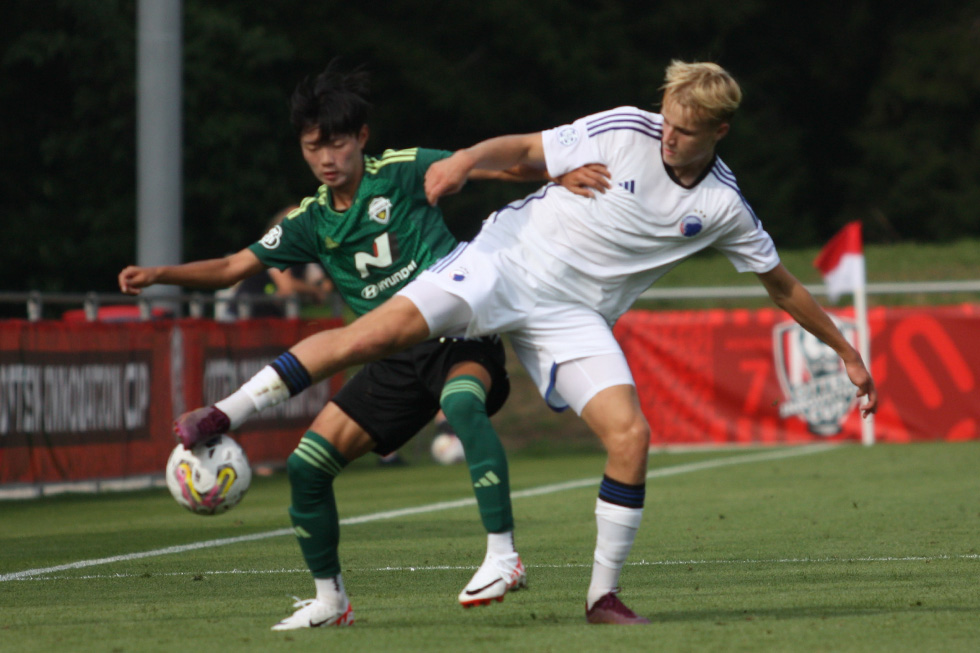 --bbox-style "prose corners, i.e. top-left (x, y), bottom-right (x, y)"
top-left (3, 305), bottom-right (977, 489)
top-left (614, 304), bottom-right (980, 445)
top-left (0, 318), bottom-right (343, 487)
